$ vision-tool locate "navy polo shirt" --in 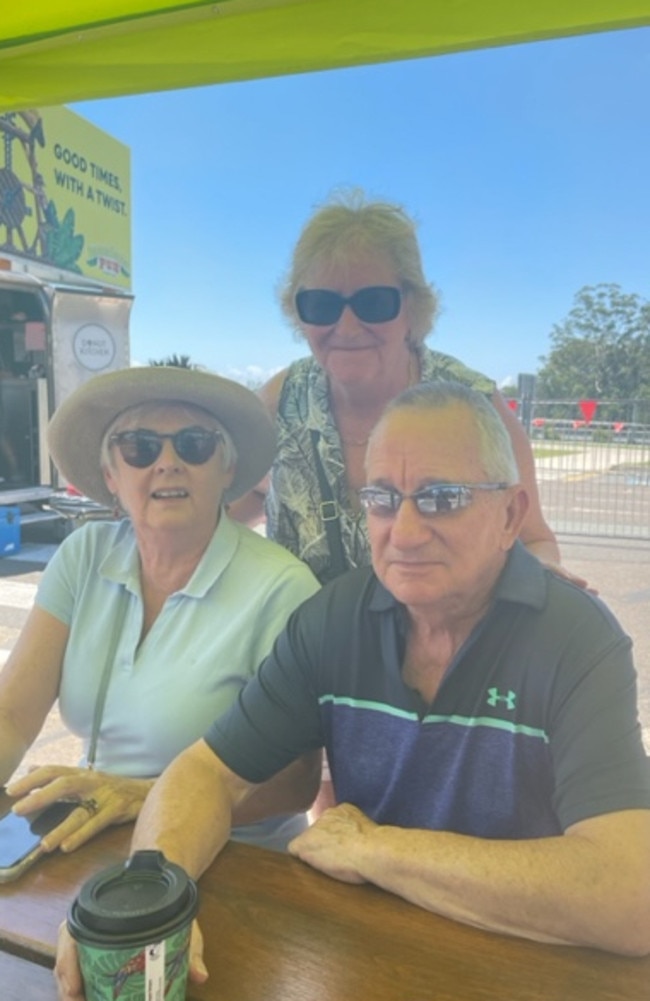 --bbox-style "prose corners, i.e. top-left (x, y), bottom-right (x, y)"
top-left (205, 542), bottom-right (650, 838)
